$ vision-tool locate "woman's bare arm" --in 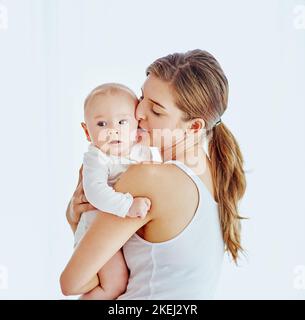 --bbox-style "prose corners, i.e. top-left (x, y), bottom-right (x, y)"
top-left (66, 166), bottom-right (96, 234)
top-left (60, 163), bottom-right (162, 296)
